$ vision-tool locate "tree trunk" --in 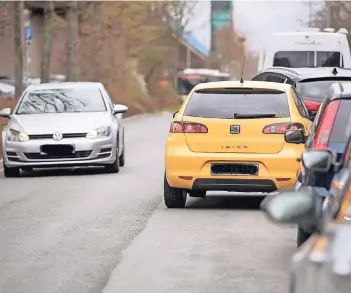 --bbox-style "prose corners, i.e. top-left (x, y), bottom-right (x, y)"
top-left (13, 1), bottom-right (23, 99)
top-left (93, 2), bottom-right (102, 81)
top-left (66, 1), bottom-right (78, 81)
top-left (40, 0), bottom-right (54, 83)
